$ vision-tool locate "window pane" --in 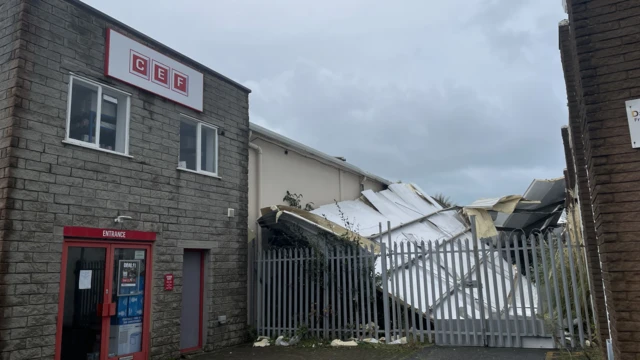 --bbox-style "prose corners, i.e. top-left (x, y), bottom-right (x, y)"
top-left (100, 95), bottom-right (118, 151)
top-left (179, 120), bottom-right (197, 171)
top-left (69, 80), bottom-right (98, 144)
top-left (200, 126), bottom-right (217, 173)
